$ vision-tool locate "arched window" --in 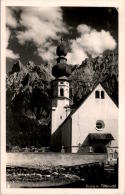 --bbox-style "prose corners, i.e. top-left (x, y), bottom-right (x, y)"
top-left (60, 88), bottom-right (64, 96)
top-left (101, 91), bottom-right (105, 99)
top-left (95, 90), bottom-right (100, 98)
